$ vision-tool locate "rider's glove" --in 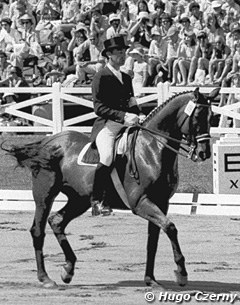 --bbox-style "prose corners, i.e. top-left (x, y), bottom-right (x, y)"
top-left (138, 114), bottom-right (146, 123)
top-left (124, 112), bottom-right (139, 126)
